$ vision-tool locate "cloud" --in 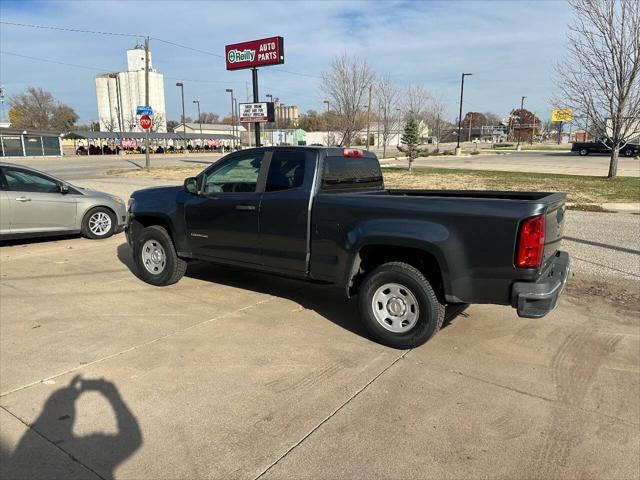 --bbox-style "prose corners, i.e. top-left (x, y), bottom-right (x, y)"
top-left (0, 0), bottom-right (572, 123)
